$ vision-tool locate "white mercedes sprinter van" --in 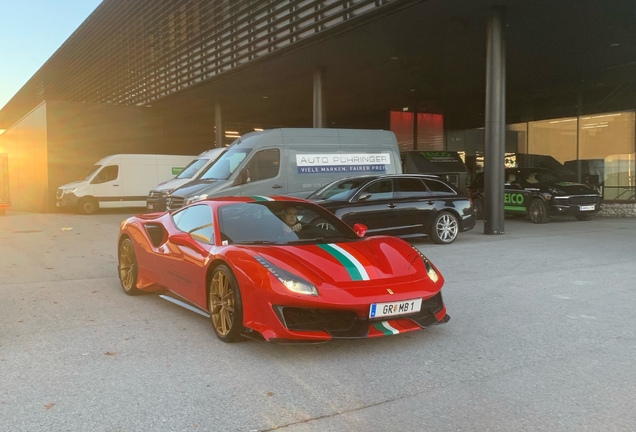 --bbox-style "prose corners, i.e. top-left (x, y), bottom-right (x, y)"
top-left (56, 154), bottom-right (196, 214)
top-left (147, 147), bottom-right (225, 211)
top-left (166, 128), bottom-right (402, 210)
